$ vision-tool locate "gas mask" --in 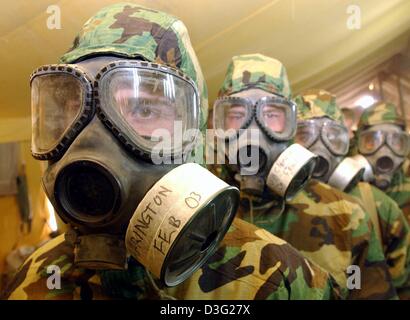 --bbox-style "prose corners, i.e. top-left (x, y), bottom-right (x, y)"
top-left (296, 117), bottom-right (363, 192)
top-left (30, 56), bottom-right (239, 286)
top-left (213, 89), bottom-right (317, 201)
top-left (356, 123), bottom-right (410, 190)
